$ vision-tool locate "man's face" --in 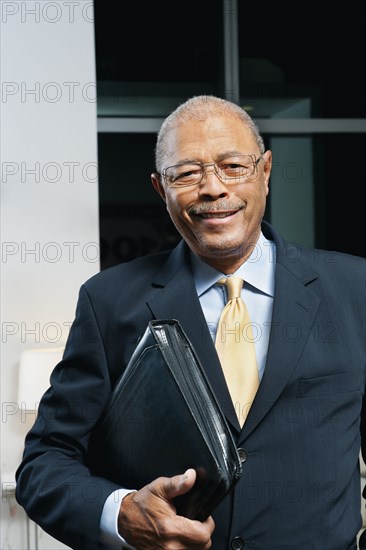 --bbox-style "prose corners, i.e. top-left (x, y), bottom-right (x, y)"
top-left (151, 116), bottom-right (272, 273)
